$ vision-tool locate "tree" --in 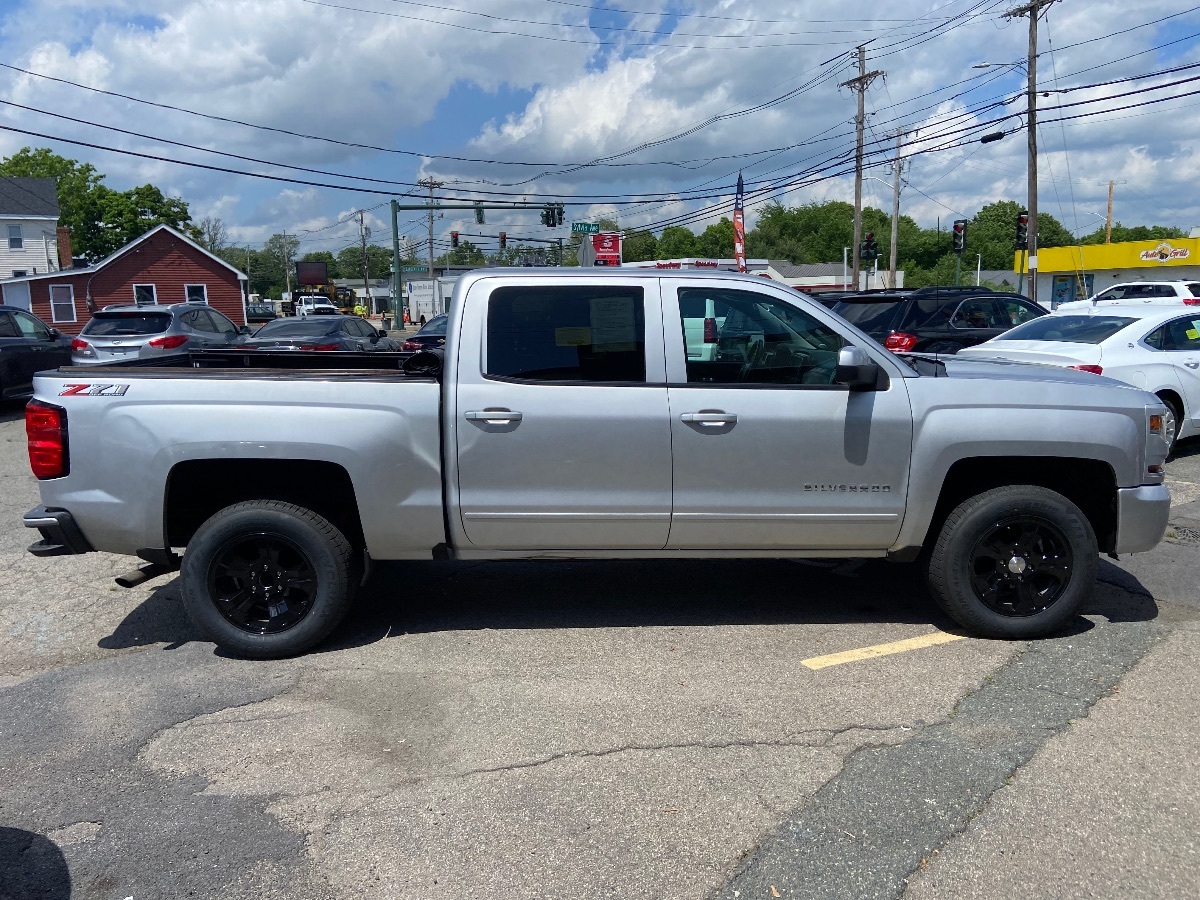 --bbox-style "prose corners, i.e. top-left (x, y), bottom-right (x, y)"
top-left (696, 218), bottom-right (735, 258)
top-left (337, 244), bottom-right (394, 280)
top-left (437, 240), bottom-right (487, 266)
top-left (196, 216), bottom-right (228, 252)
top-left (1079, 223), bottom-right (1185, 245)
top-left (657, 225), bottom-right (699, 258)
top-left (0, 147), bottom-right (198, 260)
top-left (262, 233), bottom-right (300, 296)
top-left (621, 228), bottom-right (658, 263)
